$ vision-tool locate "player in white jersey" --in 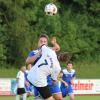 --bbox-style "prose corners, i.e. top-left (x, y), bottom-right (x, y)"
top-left (27, 45), bottom-right (61, 99)
top-left (27, 45), bottom-right (61, 85)
top-left (26, 34), bottom-right (62, 100)
top-left (16, 66), bottom-right (26, 100)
